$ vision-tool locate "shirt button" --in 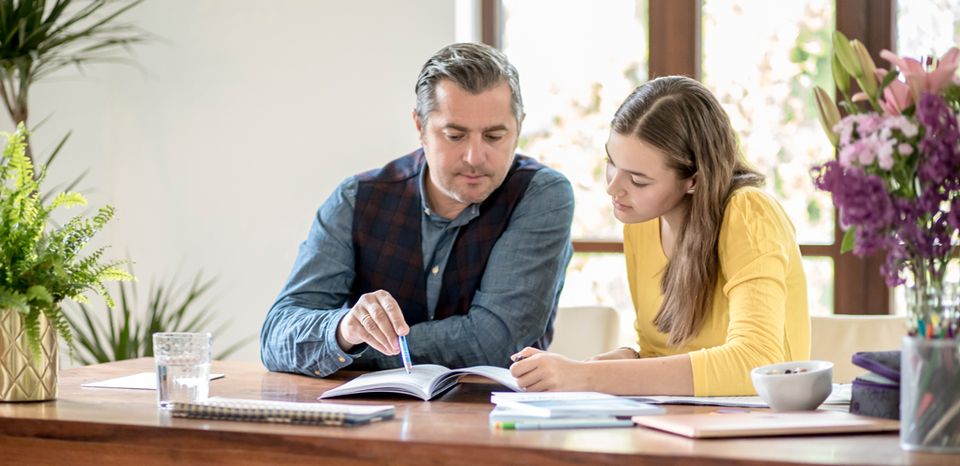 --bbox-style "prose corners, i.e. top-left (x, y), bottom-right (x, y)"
top-left (432, 265), bottom-right (440, 275)
top-left (424, 208), bottom-right (431, 215)
top-left (337, 356), bottom-right (346, 363)
top-left (313, 370), bottom-right (321, 375)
